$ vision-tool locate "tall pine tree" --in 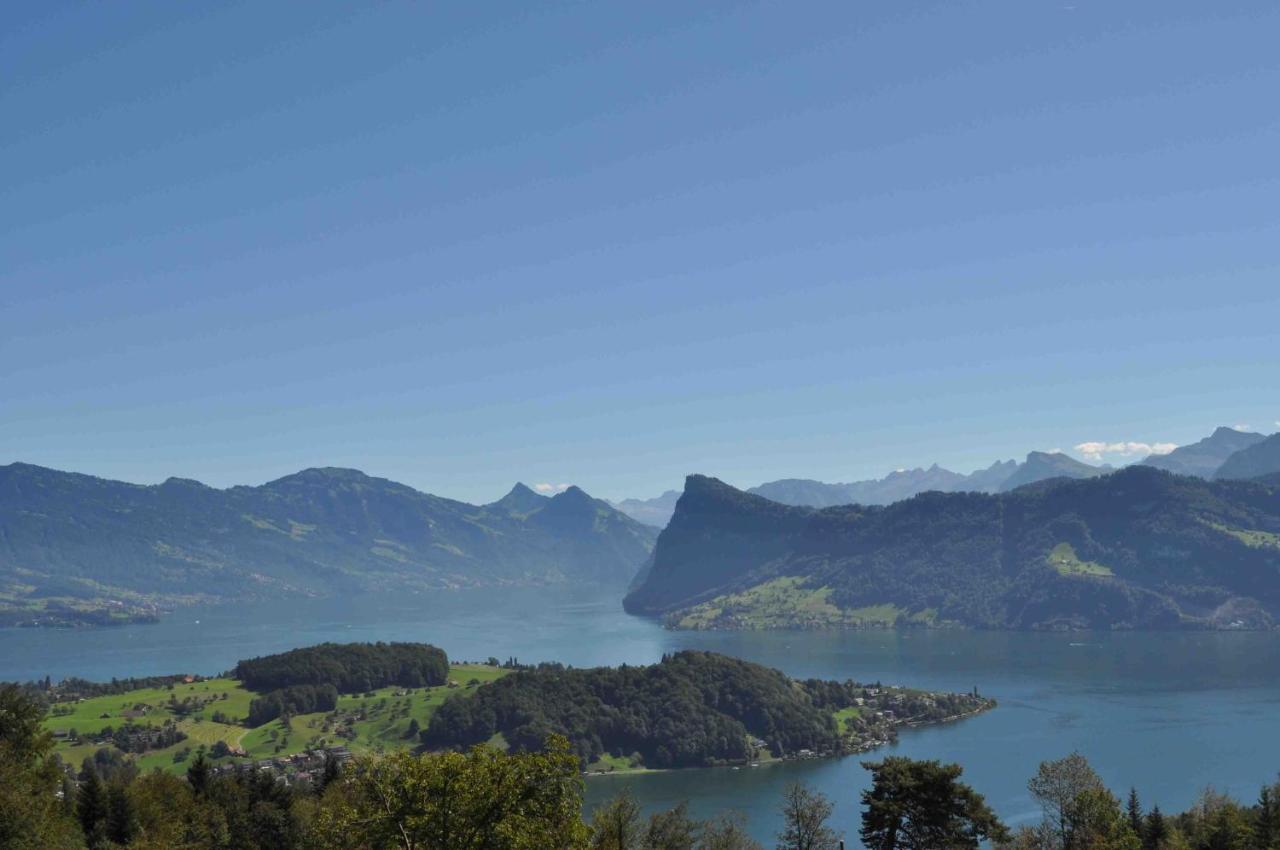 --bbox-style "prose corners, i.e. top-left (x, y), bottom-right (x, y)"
top-left (1128, 788), bottom-right (1145, 838)
top-left (1257, 786), bottom-right (1279, 850)
top-left (105, 782), bottom-right (138, 846)
top-left (76, 763), bottom-right (108, 849)
top-left (1144, 806), bottom-right (1168, 850)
